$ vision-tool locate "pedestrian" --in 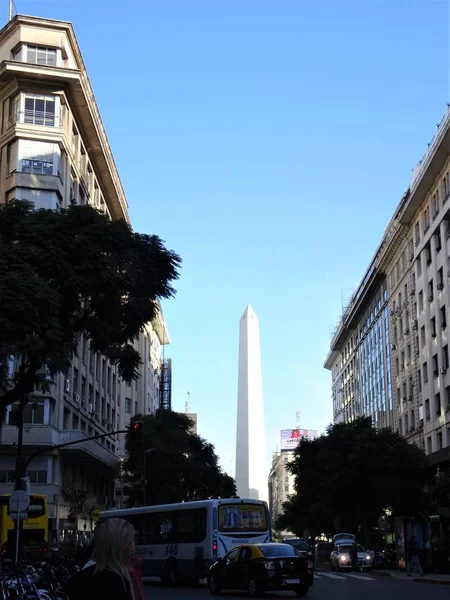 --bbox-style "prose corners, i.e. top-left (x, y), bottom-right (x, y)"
top-left (67, 518), bottom-right (136, 600)
top-left (407, 536), bottom-right (424, 577)
top-left (350, 541), bottom-right (359, 572)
